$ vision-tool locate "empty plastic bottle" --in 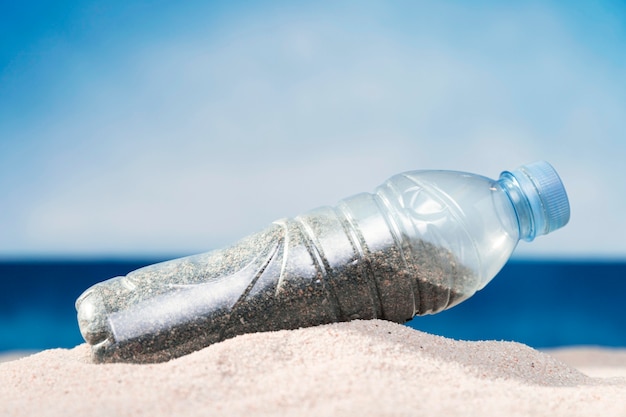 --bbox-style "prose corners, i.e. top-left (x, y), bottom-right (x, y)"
top-left (76, 160), bottom-right (570, 363)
